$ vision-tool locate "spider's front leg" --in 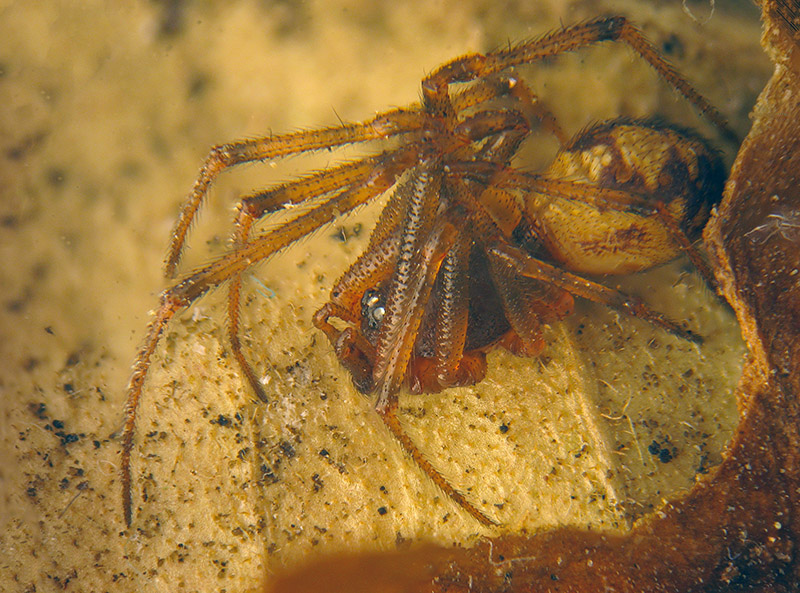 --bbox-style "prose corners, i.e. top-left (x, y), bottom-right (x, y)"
top-left (121, 145), bottom-right (413, 526)
top-left (165, 108), bottom-right (427, 277)
top-left (227, 153), bottom-right (408, 402)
